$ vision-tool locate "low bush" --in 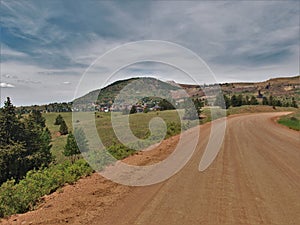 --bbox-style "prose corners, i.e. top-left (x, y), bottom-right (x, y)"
top-left (0, 159), bottom-right (93, 218)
